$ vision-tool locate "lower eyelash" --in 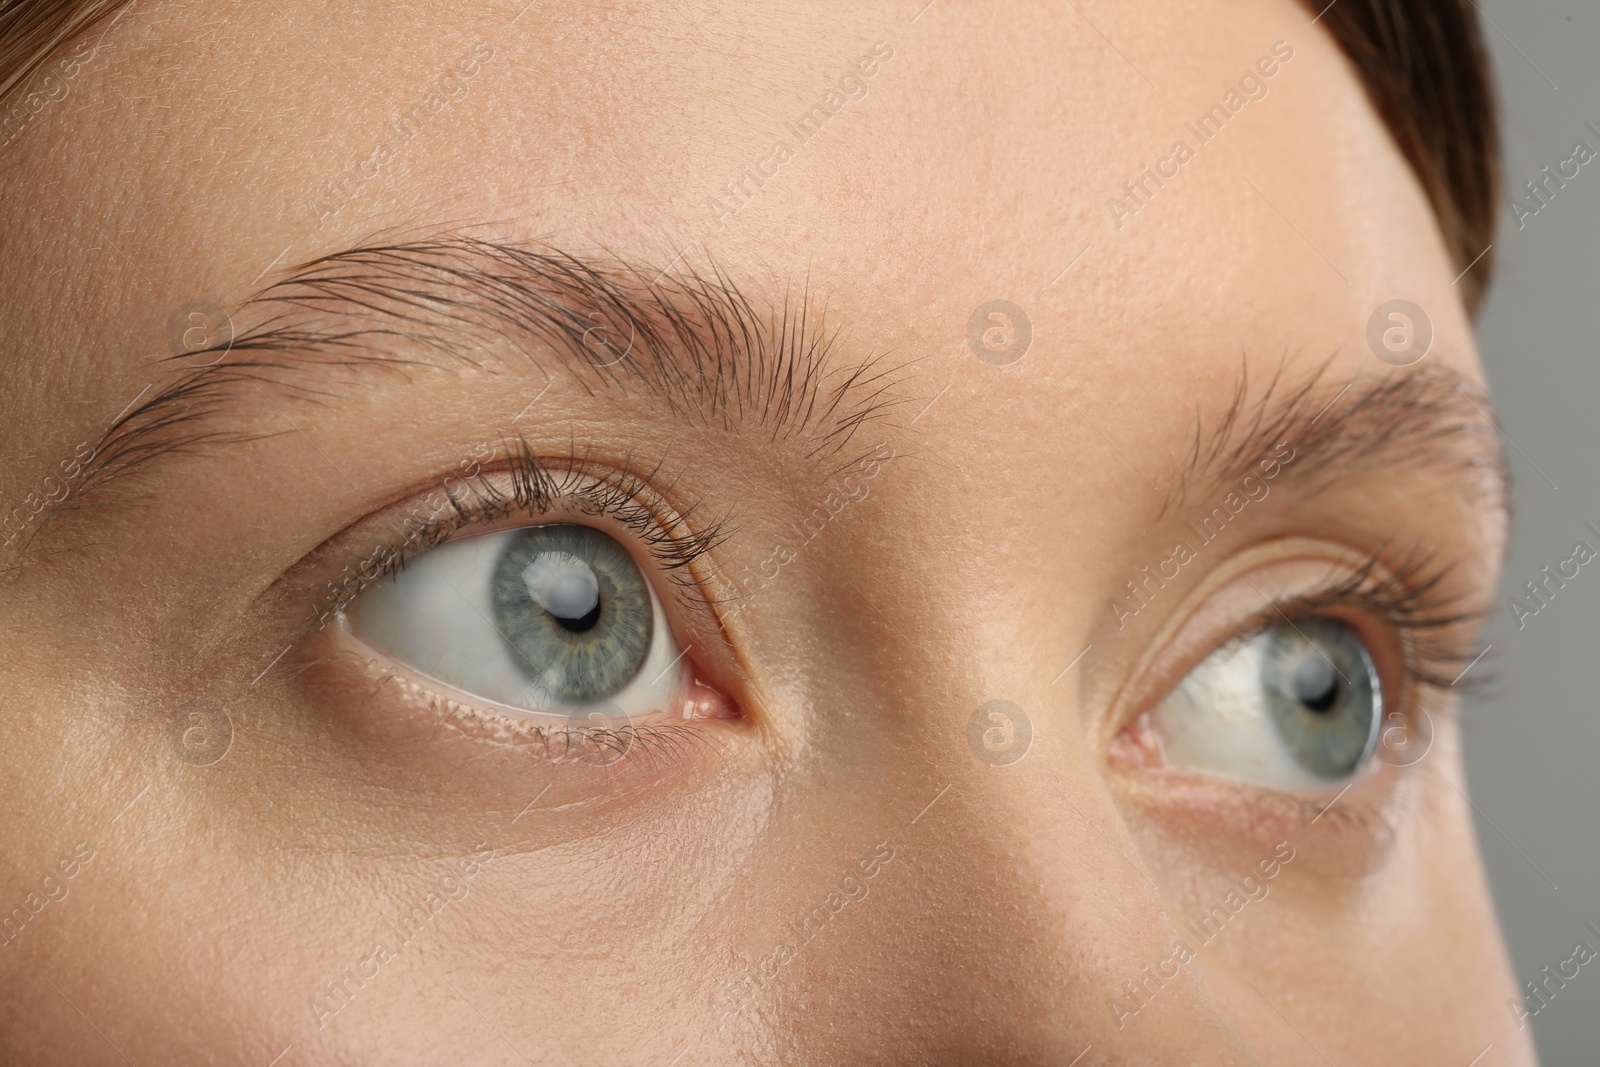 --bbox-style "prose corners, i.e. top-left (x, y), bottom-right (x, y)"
top-left (1258, 783), bottom-right (1403, 836)
top-left (320, 645), bottom-right (724, 768)
top-left (306, 438), bottom-right (731, 633)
